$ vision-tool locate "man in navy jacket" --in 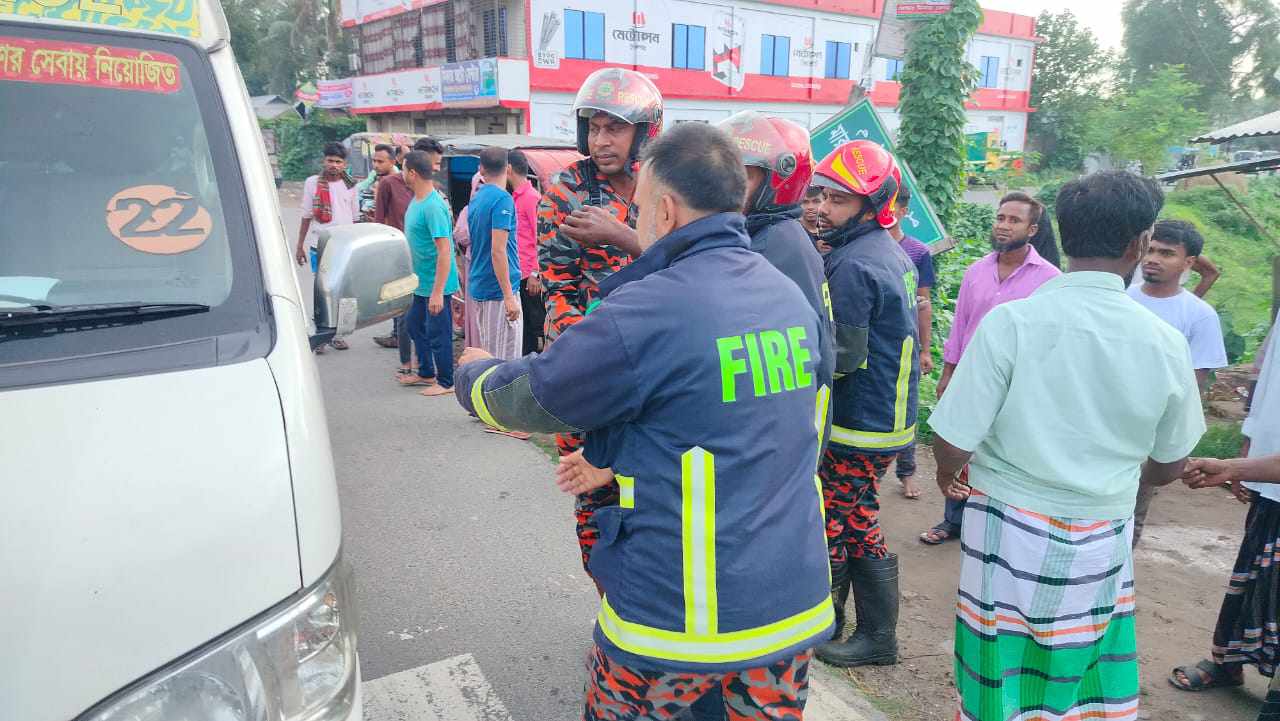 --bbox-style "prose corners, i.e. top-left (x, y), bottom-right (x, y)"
top-left (453, 123), bottom-right (832, 719)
